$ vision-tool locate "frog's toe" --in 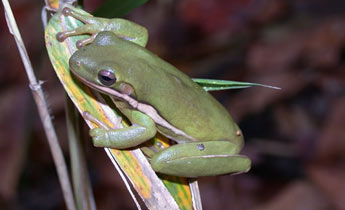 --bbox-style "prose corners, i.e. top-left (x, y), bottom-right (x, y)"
top-left (76, 34), bottom-right (96, 49)
top-left (90, 128), bottom-right (108, 147)
top-left (61, 7), bottom-right (72, 16)
top-left (90, 128), bottom-right (106, 137)
top-left (56, 32), bottom-right (65, 42)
